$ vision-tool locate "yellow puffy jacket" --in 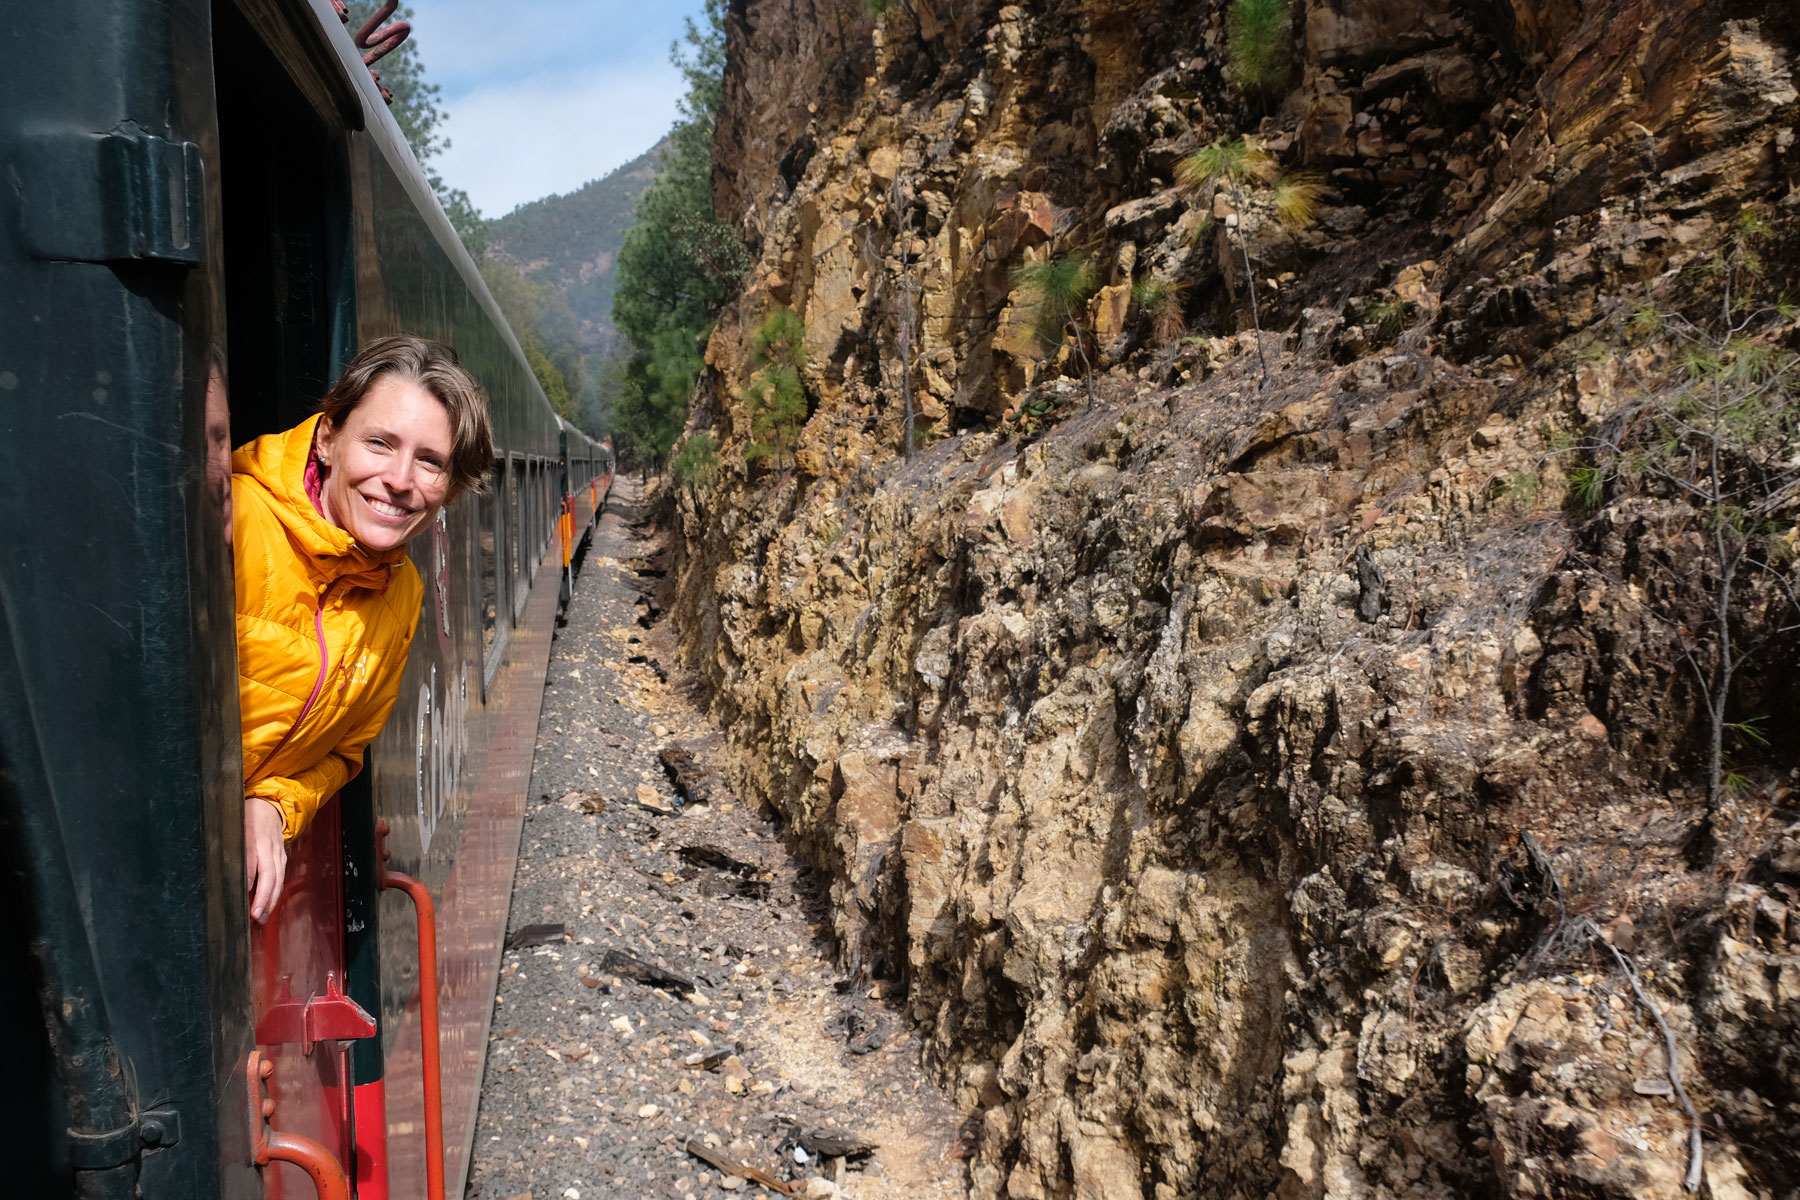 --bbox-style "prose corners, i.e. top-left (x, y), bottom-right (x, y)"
top-left (232, 416), bottom-right (423, 840)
